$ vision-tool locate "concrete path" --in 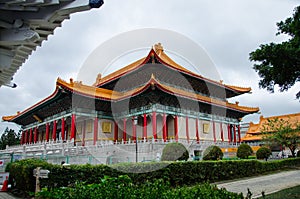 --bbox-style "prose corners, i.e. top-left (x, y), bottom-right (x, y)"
top-left (0, 192), bottom-right (20, 199)
top-left (217, 170), bottom-right (300, 198)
